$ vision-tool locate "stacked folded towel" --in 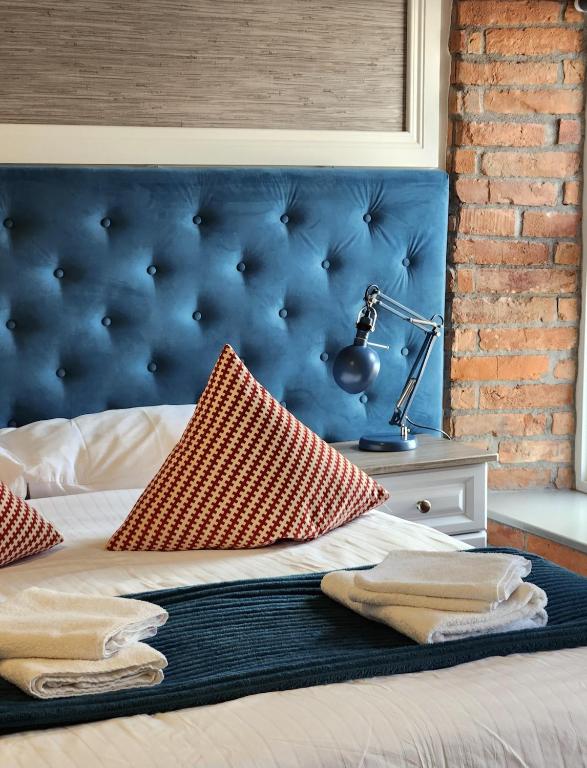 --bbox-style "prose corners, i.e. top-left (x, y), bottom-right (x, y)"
top-left (321, 550), bottom-right (548, 644)
top-left (0, 588), bottom-right (168, 698)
